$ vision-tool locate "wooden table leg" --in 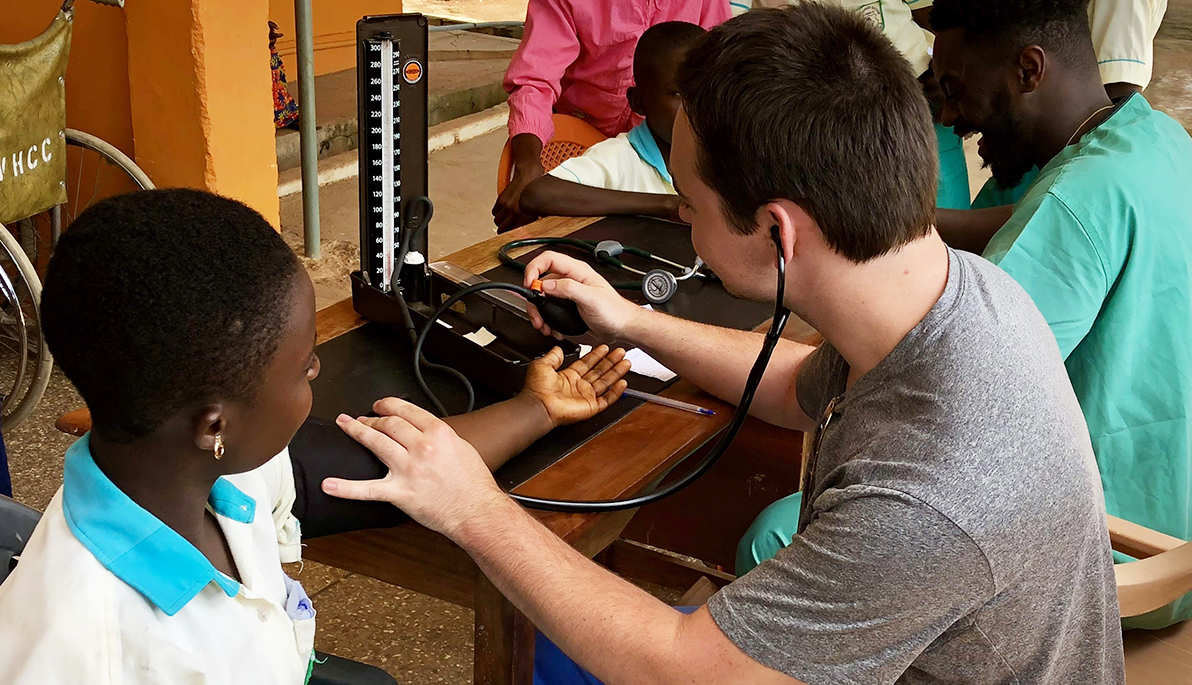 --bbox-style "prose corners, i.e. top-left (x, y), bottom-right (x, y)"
top-left (474, 573), bottom-right (536, 685)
